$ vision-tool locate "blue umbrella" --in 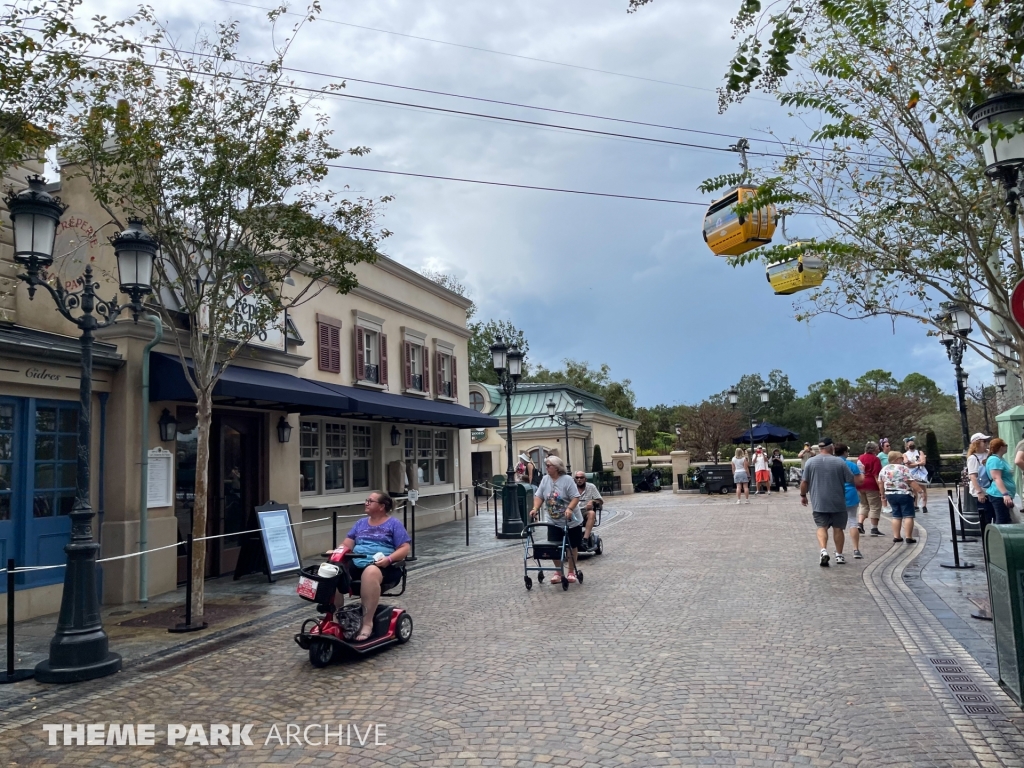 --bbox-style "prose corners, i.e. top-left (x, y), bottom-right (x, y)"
top-left (732, 422), bottom-right (801, 444)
